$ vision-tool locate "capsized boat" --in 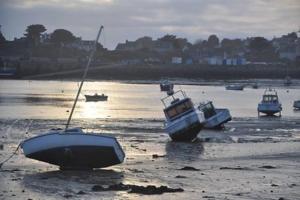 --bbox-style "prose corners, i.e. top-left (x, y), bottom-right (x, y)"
top-left (257, 88), bottom-right (282, 116)
top-left (293, 100), bottom-right (300, 110)
top-left (21, 128), bottom-right (125, 170)
top-left (85, 93), bottom-right (108, 102)
top-left (197, 101), bottom-right (232, 128)
top-left (225, 84), bottom-right (244, 91)
top-left (21, 26), bottom-right (125, 170)
top-left (161, 90), bottom-right (205, 141)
